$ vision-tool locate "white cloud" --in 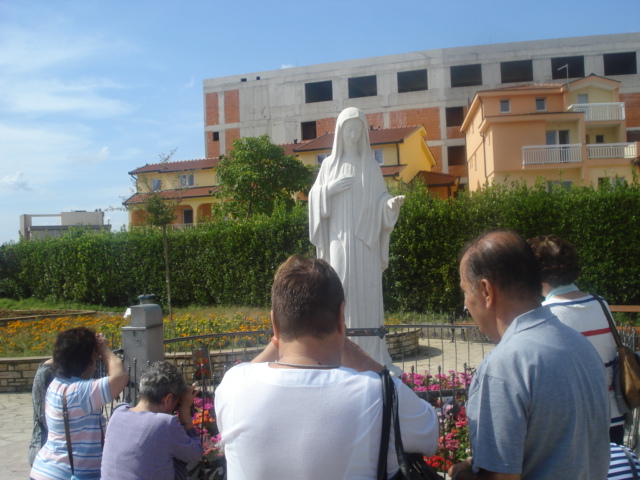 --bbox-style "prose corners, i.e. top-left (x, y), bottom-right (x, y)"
top-left (0, 171), bottom-right (31, 191)
top-left (182, 76), bottom-right (195, 90)
top-left (68, 146), bottom-right (110, 166)
top-left (0, 77), bottom-right (132, 118)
